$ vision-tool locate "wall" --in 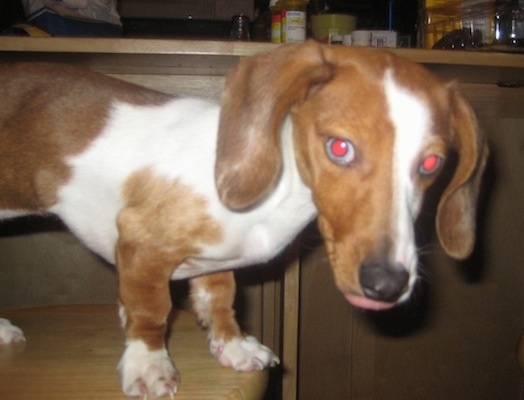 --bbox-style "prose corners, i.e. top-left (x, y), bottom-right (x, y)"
top-left (118, 0), bottom-right (255, 20)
